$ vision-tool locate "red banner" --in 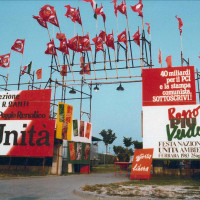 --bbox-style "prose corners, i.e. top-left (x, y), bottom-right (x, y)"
top-left (130, 148), bottom-right (153, 180)
top-left (142, 66), bottom-right (196, 106)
